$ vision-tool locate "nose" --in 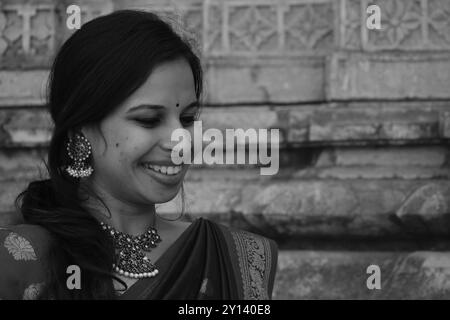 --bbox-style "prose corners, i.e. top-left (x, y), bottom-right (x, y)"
top-left (159, 117), bottom-right (188, 153)
top-left (160, 138), bottom-right (179, 152)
